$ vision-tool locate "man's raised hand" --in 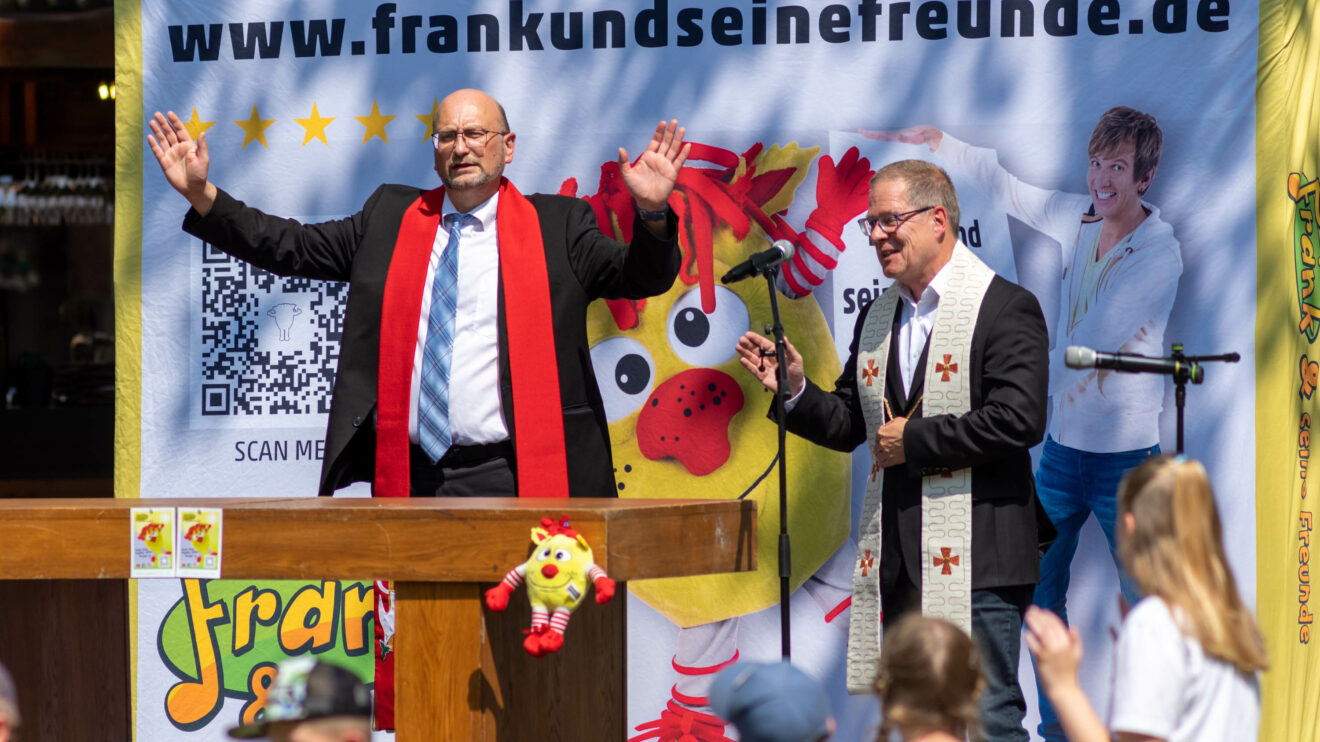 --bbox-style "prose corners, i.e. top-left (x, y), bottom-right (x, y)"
top-left (618, 119), bottom-right (690, 214)
top-left (736, 331), bottom-right (805, 397)
top-left (146, 110), bottom-right (217, 215)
